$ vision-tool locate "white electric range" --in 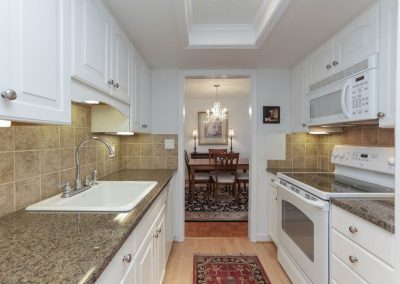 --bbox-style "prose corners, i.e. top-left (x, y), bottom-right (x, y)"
top-left (275, 145), bottom-right (395, 284)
